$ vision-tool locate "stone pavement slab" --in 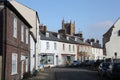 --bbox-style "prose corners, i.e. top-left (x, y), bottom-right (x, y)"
top-left (23, 68), bottom-right (55, 80)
